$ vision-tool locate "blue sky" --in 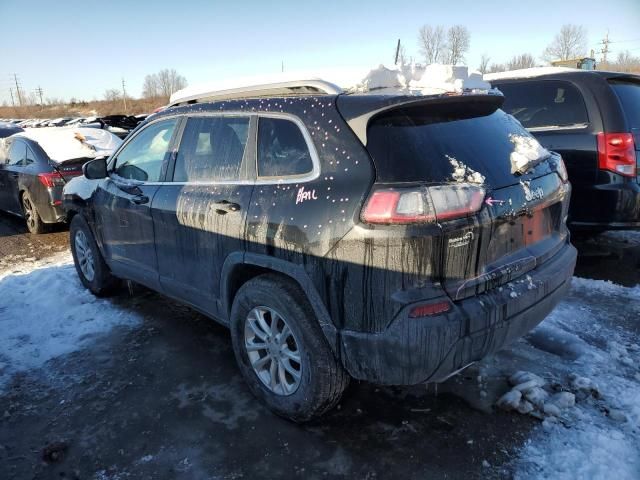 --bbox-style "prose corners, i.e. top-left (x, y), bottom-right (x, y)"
top-left (1, 0), bottom-right (639, 105)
